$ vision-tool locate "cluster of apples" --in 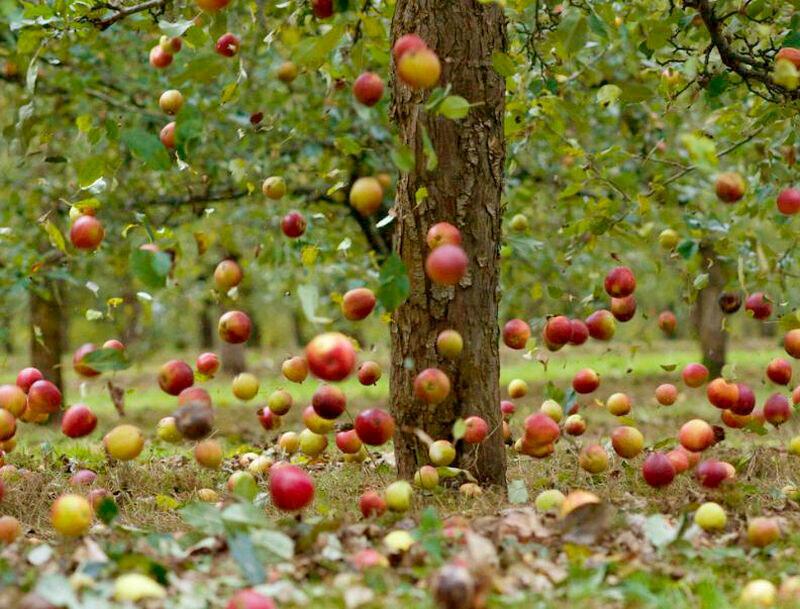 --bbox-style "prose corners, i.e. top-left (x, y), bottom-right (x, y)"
top-left (715, 169), bottom-right (800, 215)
